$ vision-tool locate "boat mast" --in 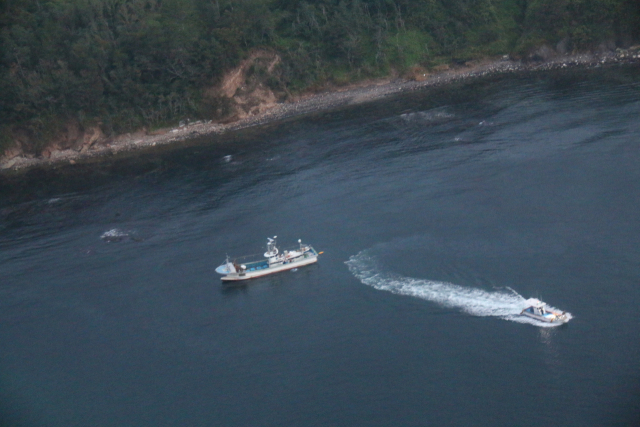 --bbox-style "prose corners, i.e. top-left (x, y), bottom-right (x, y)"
top-left (264, 236), bottom-right (279, 262)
